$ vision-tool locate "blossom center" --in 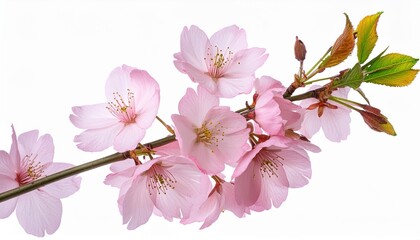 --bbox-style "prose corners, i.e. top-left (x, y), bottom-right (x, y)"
top-left (195, 121), bottom-right (225, 151)
top-left (106, 89), bottom-right (136, 123)
top-left (204, 45), bottom-right (235, 79)
top-left (17, 154), bottom-right (45, 185)
top-left (146, 165), bottom-right (177, 195)
top-left (257, 149), bottom-right (284, 178)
